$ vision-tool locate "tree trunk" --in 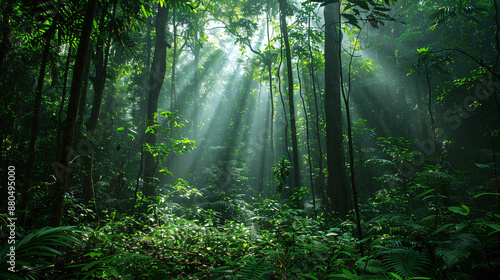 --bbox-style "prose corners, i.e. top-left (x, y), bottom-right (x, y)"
top-left (308, 3), bottom-right (326, 207)
top-left (267, 11), bottom-right (275, 197)
top-left (143, 4), bottom-right (169, 198)
top-left (0, 0), bottom-right (13, 78)
top-left (83, 1), bottom-right (114, 204)
top-left (278, 0), bottom-right (301, 208)
top-left (21, 24), bottom-right (56, 219)
top-left (324, 1), bottom-right (350, 218)
top-left (192, 34), bottom-right (201, 138)
top-left (298, 59), bottom-right (316, 209)
top-left (56, 44), bottom-right (73, 141)
top-left (171, 7), bottom-right (177, 111)
top-left (50, 0), bottom-right (98, 227)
